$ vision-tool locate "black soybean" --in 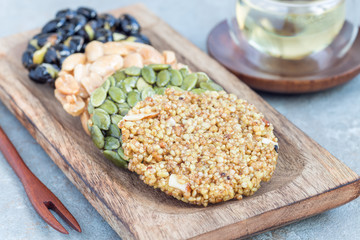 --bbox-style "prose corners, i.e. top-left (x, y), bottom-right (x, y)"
top-left (65, 35), bottom-right (85, 53)
top-left (29, 64), bottom-right (52, 83)
top-left (44, 47), bottom-right (59, 64)
top-left (23, 7), bottom-right (149, 86)
top-left (59, 23), bottom-right (76, 39)
top-left (35, 33), bottom-right (62, 46)
top-left (118, 14), bottom-right (141, 35)
top-left (95, 28), bottom-right (113, 42)
top-left (77, 7), bottom-right (97, 20)
top-left (56, 8), bottom-right (77, 19)
top-left (70, 15), bottom-right (87, 32)
top-left (26, 43), bottom-right (37, 53)
top-left (131, 33), bottom-right (151, 45)
top-left (54, 44), bottom-right (71, 58)
top-left (97, 13), bottom-right (117, 30)
top-left (41, 17), bottom-right (66, 33)
top-left (22, 50), bottom-right (35, 69)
